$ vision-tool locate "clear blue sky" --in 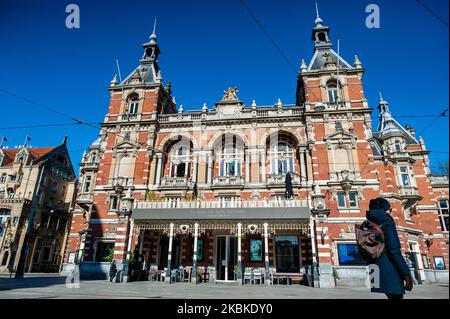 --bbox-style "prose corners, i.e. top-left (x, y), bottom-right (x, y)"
top-left (0, 0), bottom-right (448, 174)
